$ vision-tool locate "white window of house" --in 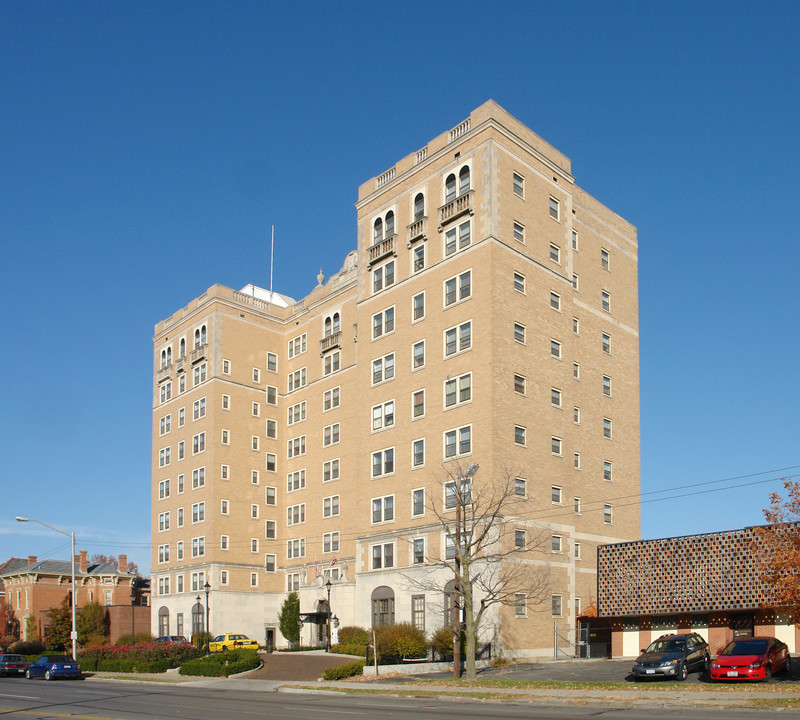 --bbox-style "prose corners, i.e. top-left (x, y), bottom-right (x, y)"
top-left (551, 437), bottom-right (562, 455)
top-left (514, 373), bottom-right (526, 395)
top-left (444, 270), bottom-right (471, 306)
top-left (288, 333), bottom-right (307, 358)
top-left (574, 497), bottom-right (581, 514)
top-left (371, 401), bottom-right (394, 431)
top-left (601, 248), bottom-right (610, 270)
top-left (574, 406), bottom-right (581, 424)
top-left (221, 430), bottom-right (230, 445)
top-left (412, 243), bottom-right (425, 273)
top-left (372, 307), bottom-right (395, 339)
top-left (515, 477), bottom-right (527, 497)
top-left (513, 272), bottom-right (525, 294)
top-left (412, 438), bottom-right (425, 468)
top-left (158, 479), bottom-right (170, 499)
top-left (573, 362), bottom-right (580, 379)
top-left (573, 317), bottom-right (580, 335)
top-left (251, 435), bottom-right (259, 451)
top-left (266, 419), bottom-right (277, 439)
top-left (372, 353), bottom-right (395, 384)
top-left (286, 503), bottom-right (306, 526)
top-left (266, 453), bottom-right (277, 471)
top-left (513, 221), bottom-right (525, 243)
top-left (514, 425), bottom-right (526, 446)
top-left (265, 486), bottom-right (277, 505)
top-left (515, 529), bottom-right (526, 549)
top-left (603, 332), bottom-right (611, 354)
top-left (265, 554), bottom-right (276, 572)
top-left (602, 290), bottom-right (611, 312)
top-left (323, 458), bottom-right (340, 482)
top-left (323, 531), bottom-right (340, 553)
top-left (252, 367), bottom-right (261, 384)
top-left (552, 594), bottom-right (563, 617)
top-left (412, 389), bottom-right (425, 418)
top-left (550, 243), bottom-right (561, 263)
top-left (159, 382), bottom-right (172, 404)
top-left (191, 536), bottom-right (205, 557)
top-left (371, 448), bottom-right (394, 478)
top-left (191, 502), bottom-right (205, 523)
top-left (412, 488), bottom-right (425, 516)
top-left (286, 539), bottom-right (306, 559)
top-left (604, 460), bottom-right (613, 481)
top-left (513, 172), bottom-right (524, 197)
top-left (287, 435), bottom-right (306, 458)
top-left (603, 418), bottom-right (613, 439)
top-left (192, 432), bottom-right (206, 454)
top-left (572, 273), bottom-right (579, 291)
top-left (286, 573), bottom-right (300, 591)
top-left (552, 535), bottom-right (562, 553)
top-left (287, 469), bottom-right (306, 492)
top-left (574, 452), bottom-right (581, 469)
top-left (221, 535), bottom-right (229, 550)
top-left (288, 368), bottom-right (307, 392)
top-left (551, 339), bottom-right (561, 359)
top-left (444, 425), bottom-right (471, 458)
top-left (159, 414), bottom-right (171, 436)
top-left (412, 538), bottom-right (425, 565)
top-left (604, 504), bottom-right (613, 524)
top-left (158, 447), bottom-right (171, 467)
top-left (267, 352), bottom-right (277, 372)
top-left (515, 593), bottom-right (527, 617)
top-left (192, 466), bottom-right (205, 489)
top-left (551, 486), bottom-right (562, 504)
top-left (371, 542), bottom-right (394, 569)
top-left (265, 520), bottom-right (276, 539)
top-left (444, 321), bottom-right (471, 356)
top-left (603, 375), bottom-right (612, 397)
top-left (322, 388), bottom-right (339, 411)
top-left (412, 292), bottom-right (425, 321)
top-left (323, 495), bottom-right (340, 518)
top-left (288, 400), bottom-right (307, 424)
top-left (193, 363), bottom-right (207, 386)
top-left (178, 407), bottom-right (185, 426)
top-left (323, 423), bottom-right (340, 446)
top-left (266, 386), bottom-right (277, 405)
top-left (551, 387), bottom-right (562, 407)
top-left (514, 323), bottom-right (526, 344)
top-left (572, 230), bottom-right (578, 250)
top-left (220, 499), bottom-right (229, 515)
top-left (412, 340), bottom-right (425, 369)
top-left (371, 495), bottom-right (394, 524)
top-left (323, 350), bottom-right (341, 376)
top-left (444, 372), bottom-right (471, 408)
top-left (549, 197), bottom-right (560, 220)
top-left (372, 259), bottom-right (396, 293)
